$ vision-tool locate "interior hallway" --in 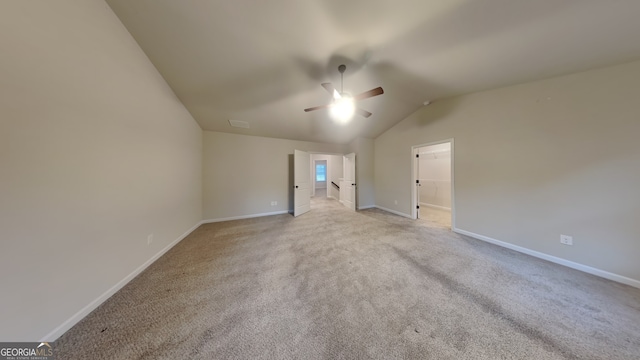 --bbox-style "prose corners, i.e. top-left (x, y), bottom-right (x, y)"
top-left (313, 188), bottom-right (327, 198)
